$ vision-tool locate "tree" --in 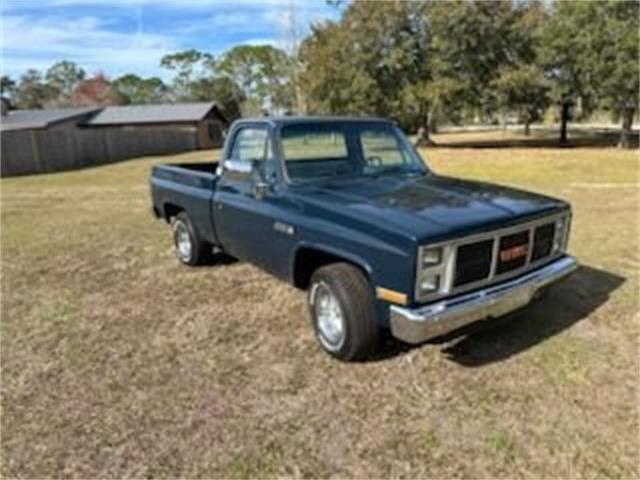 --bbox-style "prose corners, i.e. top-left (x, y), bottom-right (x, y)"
top-left (406, 79), bottom-right (463, 145)
top-left (112, 74), bottom-right (168, 104)
top-left (71, 73), bottom-right (127, 106)
top-left (160, 49), bottom-right (214, 101)
top-left (190, 76), bottom-right (245, 120)
top-left (428, 1), bottom-right (539, 127)
top-left (539, 1), bottom-right (601, 143)
top-left (300, 1), bottom-right (430, 129)
top-left (300, 0), bottom-right (542, 139)
top-left (14, 69), bottom-right (58, 109)
top-left (489, 1), bottom-right (550, 135)
top-left (45, 60), bottom-right (86, 101)
top-left (218, 45), bottom-right (293, 115)
top-left (1, 75), bottom-right (17, 102)
top-left (300, 21), bottom-right (375, 115)
top-left (493, 65), bottom-right (549, 135)
top-left (594, 1), bottom-right (639, 148)
top-left (346, 0), bottom-right (431, 126)
top-left (541, 1), bottom-right (639, 147)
